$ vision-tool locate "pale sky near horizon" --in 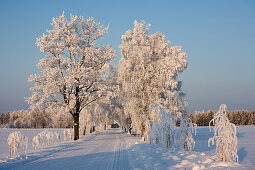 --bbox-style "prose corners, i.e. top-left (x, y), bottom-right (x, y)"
top-left (0, 0), bottom-right (254, 113)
